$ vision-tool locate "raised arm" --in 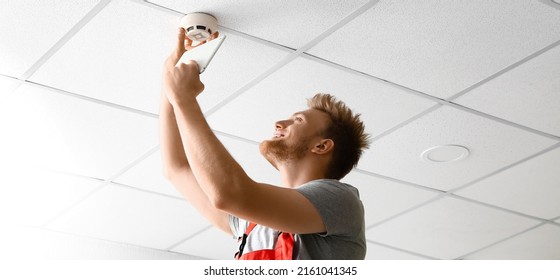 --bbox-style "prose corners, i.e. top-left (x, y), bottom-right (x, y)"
top-left (162, 31), bottom-right (325, 235)
top-left (159, 28), bottom-right (230, 234)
